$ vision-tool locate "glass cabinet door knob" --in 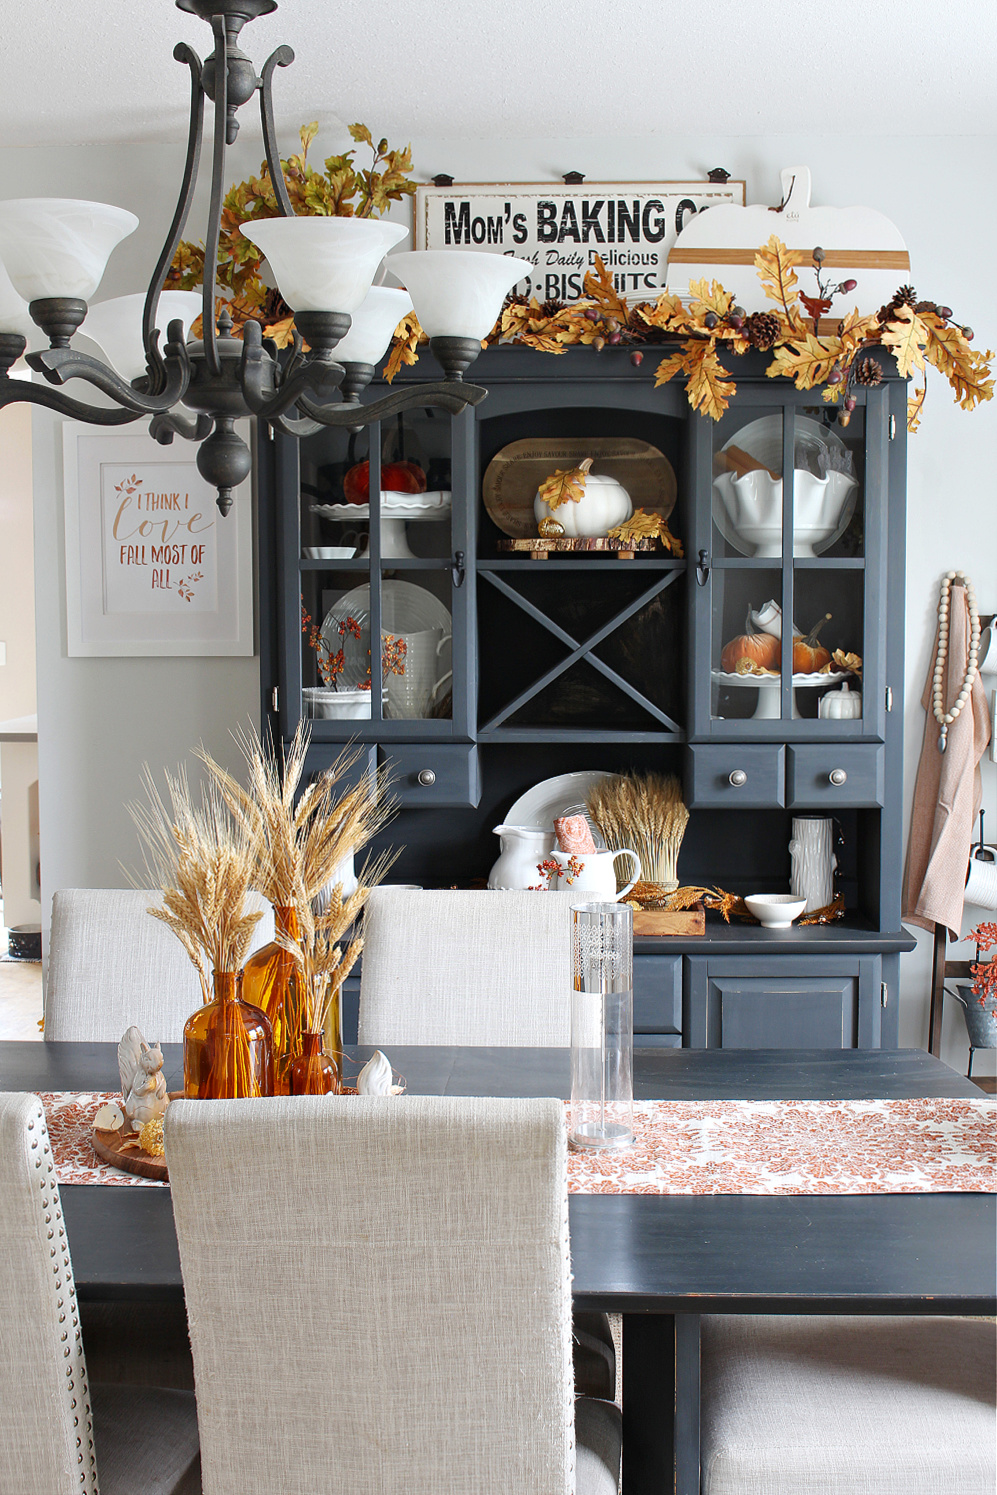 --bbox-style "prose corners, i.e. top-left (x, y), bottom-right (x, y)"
top-left (729, 770), bottom-right (748, 787)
